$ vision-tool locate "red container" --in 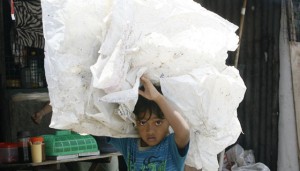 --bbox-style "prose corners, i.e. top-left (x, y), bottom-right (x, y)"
top-left (0, 142), bottom-right (19, 163)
